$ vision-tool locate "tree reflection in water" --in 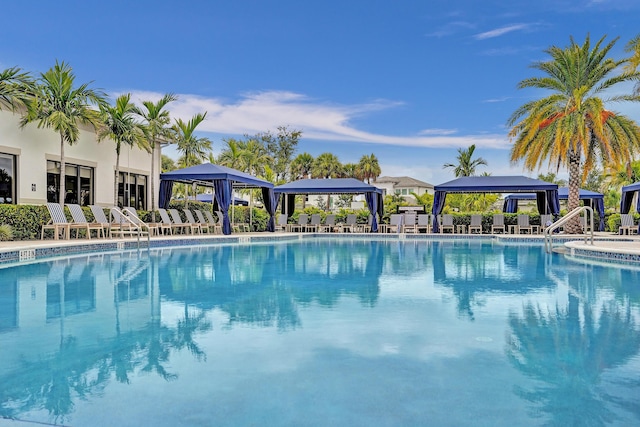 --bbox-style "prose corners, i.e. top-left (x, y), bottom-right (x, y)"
top-left (506, 261), bottom-right (640, 425)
